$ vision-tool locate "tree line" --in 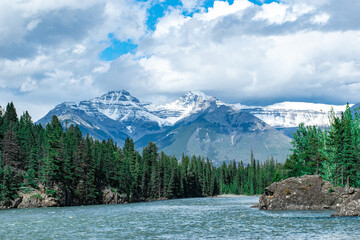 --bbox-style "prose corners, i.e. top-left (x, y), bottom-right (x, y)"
top-left (0, 102), bottom-right (284, 205)
top-left (285, 104), bottom-right (360, 187)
